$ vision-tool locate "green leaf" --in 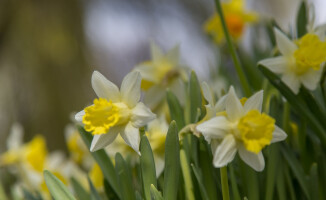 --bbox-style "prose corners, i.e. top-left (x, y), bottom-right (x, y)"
top-left (150, 184), bottom-right (163, 200)
top-left (189, 71), bottom-right (202, 123)
top-left (0, 182), bottom-right (8, 200)
top-left (115, 153), bottom-right (136, 200)
top-left (191, 164), bottom-right (209, 200)
top-left (180, 149), bottom-right (195, 200)
top-left (22, 189), bottom-right (42, 200)
top-left (265, 144), bottom-right (280, 200)
top-left (309, 163), bottom-right (319, 200)
top-left (71, 177), bottom-right (90, 200)
top-left (297, 1), bottom-right (307, 38)
top-left (87, 177), bottom-right (101, 200)
top-left (198, 138), bottom-right (218, 200)
top-left (166, 89), bottom-right (185, 131)
top-left (163, 121), bottom-right (180, 200)
top-left (258, 65), bottom-right (326, 146)
top-left (229, 165), bottom-right (241, 200)
top-left (104, 179), bottom-right (120, 200)
top-left (281, 145), bottom-right (310, 199)
top-left (77, 125), bottom-right (121, 198)
top-left (140, 135), bottom-right (157, 200)
top-left (43, 170), bottom-right (76, 200)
